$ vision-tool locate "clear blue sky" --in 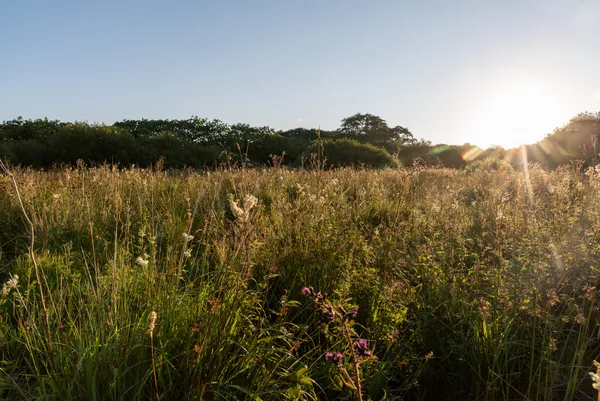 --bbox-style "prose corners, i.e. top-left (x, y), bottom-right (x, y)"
top-left (2, 0), bottom-right (600, 148)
